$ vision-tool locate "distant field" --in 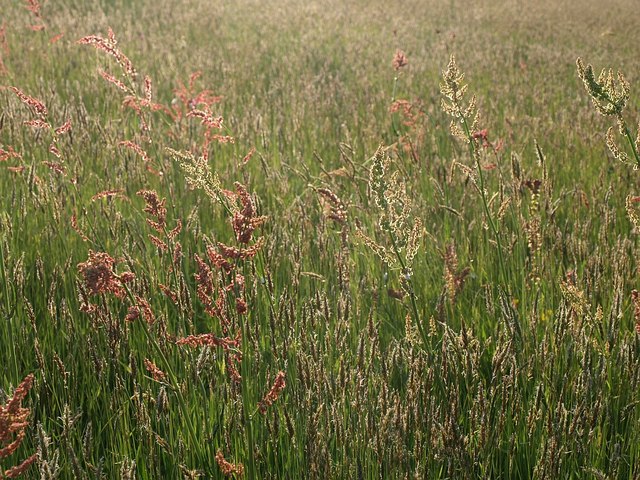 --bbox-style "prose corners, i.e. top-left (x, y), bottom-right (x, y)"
top-left (1, 0), bottom-right (639, 478)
